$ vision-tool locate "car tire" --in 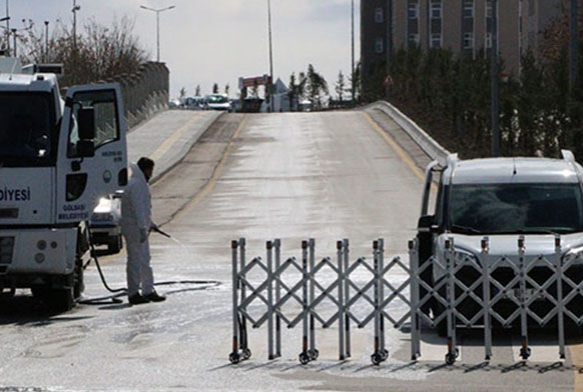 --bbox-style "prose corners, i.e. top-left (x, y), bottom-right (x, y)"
top-left (107, 235), bottom-right (122, 254)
